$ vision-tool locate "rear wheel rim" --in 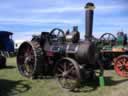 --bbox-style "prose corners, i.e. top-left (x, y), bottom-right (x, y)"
top-left (17, 42), bottom-right (36, 77)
